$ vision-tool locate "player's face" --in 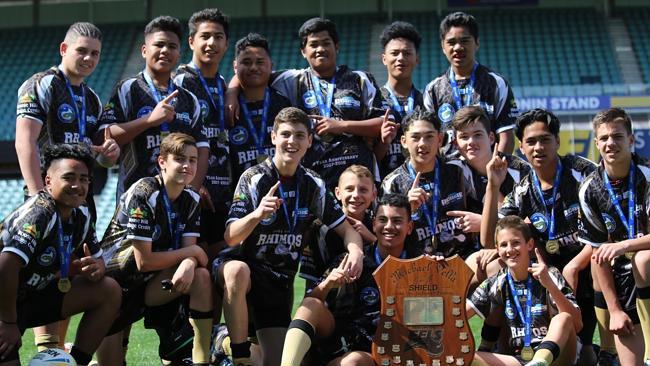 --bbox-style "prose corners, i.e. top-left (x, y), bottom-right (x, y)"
top-left (158, 145), bottom-right (198, 186)
top-left (271, 122), bottom-right (312, 165)
top-left (455, 122), bottom-right (494, 163)
top-left (234, 46), bottom-right (272, 89)
top-left (45, 158), bottom-right (90, 212)
top-left (301, 31), bottom-right (339, 74)
top-left (60, 36), bottom-right (101, 81)
top-left (595, 122), bottom-right (634, 167)
top-left (335, 173), bottom-right (376, 218)
top-left (496, 228), bottom-right (533, 269)
top-left (519, 121), bottom-right (560, 171)
top-left (142, 31), bottom-right (180, 76)
top-left (374, 205), bottom-right (413, 253)
top-left (441, 26), bottom-right (478, 72)
top-left (382, 38), bottom-right (419, 81)
top-left (401, 120), bottom-right (442, 167)
top-left (189, 21), bottom-right (228, 66)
